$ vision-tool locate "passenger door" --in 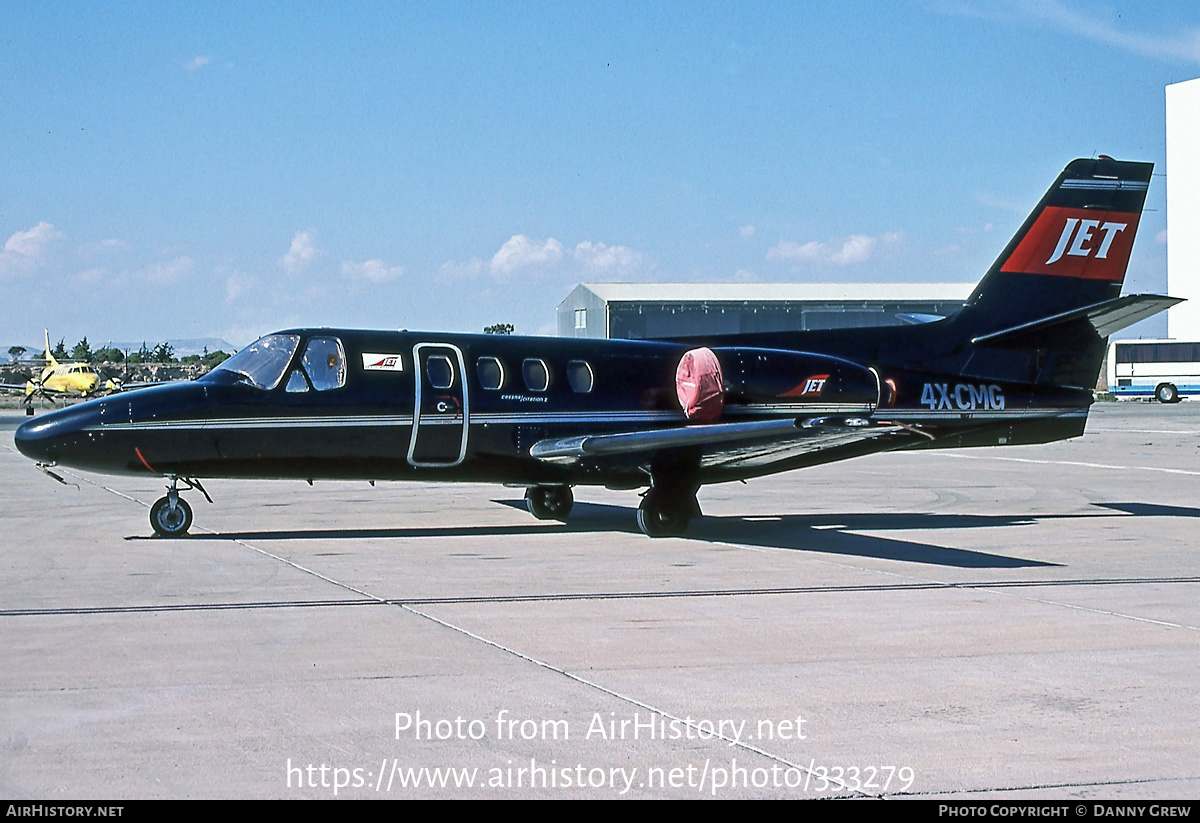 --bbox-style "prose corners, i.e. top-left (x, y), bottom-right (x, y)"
top-left (408, 343), bottom-right (469, 467)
